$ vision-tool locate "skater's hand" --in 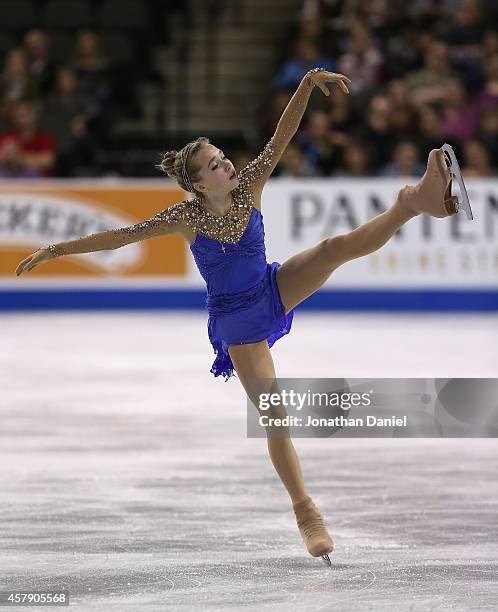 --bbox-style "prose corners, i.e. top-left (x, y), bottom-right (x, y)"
top-left (310, 71), bottom-right (351, 96)
top-left (15, 248), bottom-right (53, 276)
